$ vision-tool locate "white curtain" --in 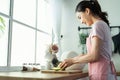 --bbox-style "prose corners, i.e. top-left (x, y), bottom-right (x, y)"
top-left (49, 0), bottom-right (63, 59)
